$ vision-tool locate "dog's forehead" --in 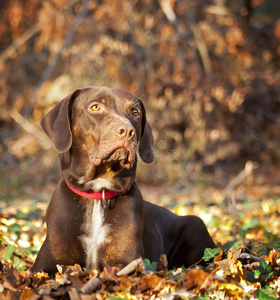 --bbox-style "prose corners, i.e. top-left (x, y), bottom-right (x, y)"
top-left (80, 87), bottom-right (141, 106)
top-left (112, 88), bottom-right (138, 101)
